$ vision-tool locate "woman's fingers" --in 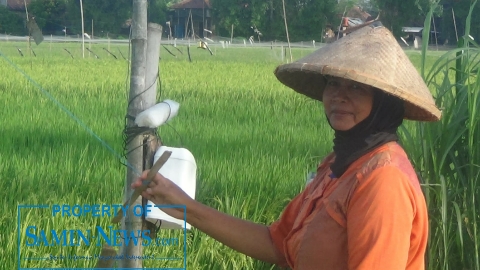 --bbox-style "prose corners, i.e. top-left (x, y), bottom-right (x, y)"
top-left (131, 170), bottom-right (151, 188)
top-left (133, 170), bottom-right (188, 208)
